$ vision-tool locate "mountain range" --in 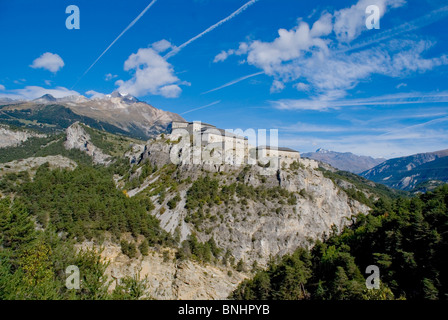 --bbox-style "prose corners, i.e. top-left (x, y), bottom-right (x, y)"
top-left (1, 99), bottom-right (447, 299)
top-left (0, 92), bottom-right (184, 140)
top-left (302, 148), bottom-right (386, 174)
top-left (0, 121), bottom-right (380, 299)
top-left (361, 149), bottom-right (448, 192)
